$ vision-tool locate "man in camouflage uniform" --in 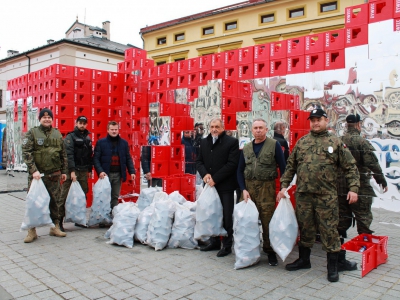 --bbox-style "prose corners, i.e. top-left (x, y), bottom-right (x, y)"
top-left (237, 118), bottom-right (286, 266)
top-left (337, 114), bottom-right (388, 271)
top-left (60, 116), bottom-right (93, 230)
top-left (22, 108), bottom-right (68, 243)
top-left (277, 108), bottom-right (360, 282)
